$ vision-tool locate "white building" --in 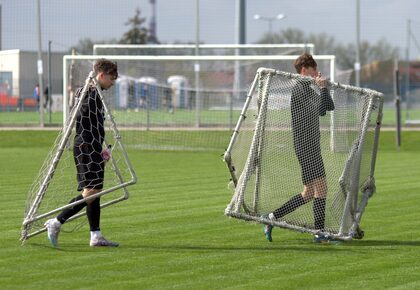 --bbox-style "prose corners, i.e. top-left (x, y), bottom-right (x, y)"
top-left (0, 49), bottom-right (64, 99)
